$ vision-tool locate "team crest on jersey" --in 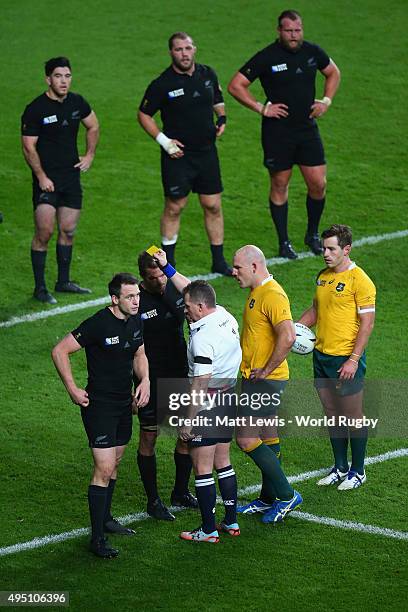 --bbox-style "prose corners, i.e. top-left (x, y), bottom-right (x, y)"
top-left (71, 110), bottom-right (80, 119)
top-left (336, 283), bottom-right (346, 292)
top-left (105, 336), bottom-right (119, 345)
top-left (249, 299), bottom-right (255, 309)
top-left (43, 115), bottom-right (58, 124)
top-left (168, 88), bottom-right (184, 98)
top-left (271, 63), bottom-right (287, 72)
